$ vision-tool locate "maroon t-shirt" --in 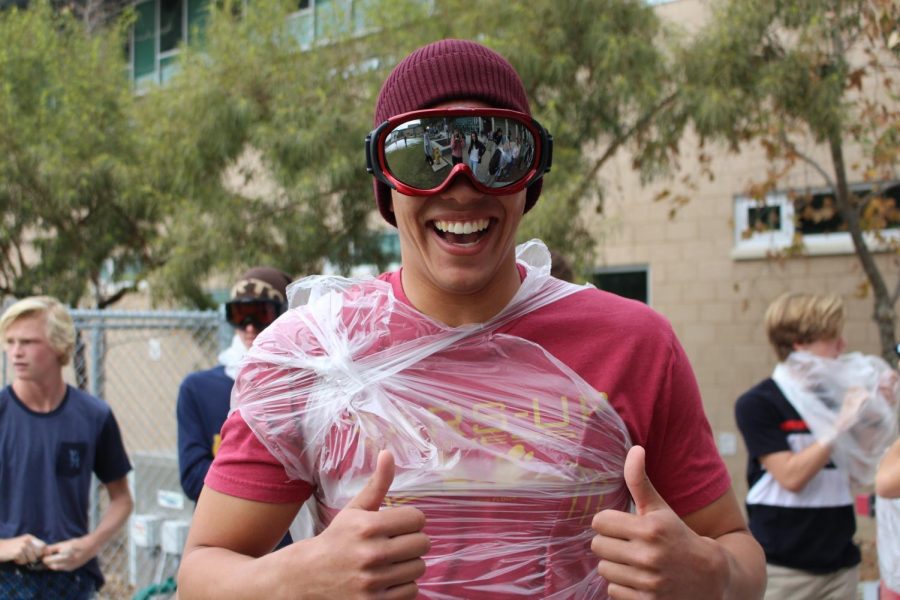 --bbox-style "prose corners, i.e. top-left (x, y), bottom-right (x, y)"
top-left (207, 270), bottom-right (729, 598)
